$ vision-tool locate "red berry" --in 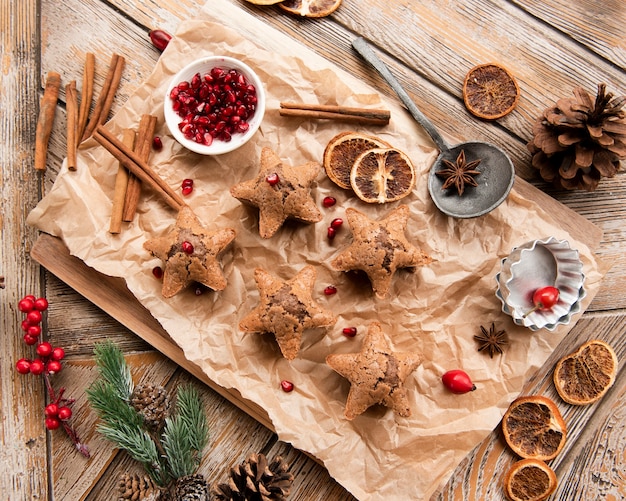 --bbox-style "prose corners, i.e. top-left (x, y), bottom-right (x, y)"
top-left (26, 310), bottom-right (42, 324)
top-left (18, 297), bottom-right (35, 313)
top-left (34, 297), bottom-right (49, 311)
top-left (152, 136), bottom-right (163, 150)
top-left (21, 320), bottom-right (31, 331)
top-left (15, 358), bottom-right (31, 374)
top-left (342, 327), bottom-right (357, 337)
top-left (524, 286), bottom-right (560, 317)
top-left (57, 406), bottom-right (72, 421)
top-left (266, 173), bottom-right (280, 186)
top-left (27, 324), bottom-right (42, 337)
top-left (181, 241), bottom-right (194, 254)
top-left (280, 380), bottom-right (294, 392)
top-left (327, 227), bottom-right (336, 240)
top-left (46, 360), bottom-right (62, 374)
top-left (23, 294), bottom-right (36, 302)
top-left (45, 417), bottom-right (61, 430)
top-left (36, 342), bottom-right (53, 358)
top-left (45, 403), bottom-right (59, 417)
top-left (51, 347), bottom-right (65, 361)
top-left (442, 370), bottom-right (476, 394)
top-left (149, 29), bottom-right (172, 52)
top-left (152, 266), bottom-right (163, 279)
top-left (324, 285), bottom-right (337, 296)
top-left (23, 334), bottom-right (38, 346)
top-left (29, 359), bottom-right (45, 375)
top-left (330, 218), bottom-right (343, 229)
top-left (322, 196), bottom-right (336, 208)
